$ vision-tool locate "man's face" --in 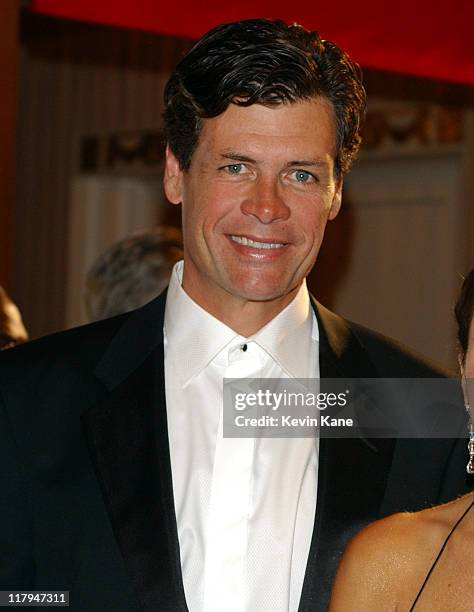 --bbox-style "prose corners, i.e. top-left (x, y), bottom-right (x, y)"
top-left (164, 98), bottom-right (342, 317)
